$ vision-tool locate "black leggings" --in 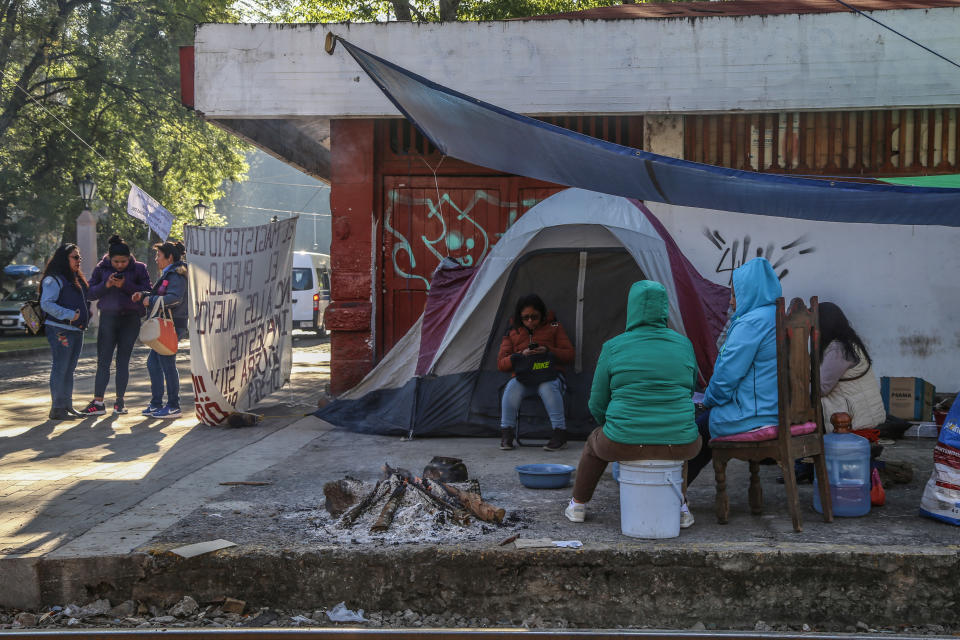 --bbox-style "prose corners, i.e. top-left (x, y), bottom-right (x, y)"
top-left (94, 313), bottom-right (141, 399)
